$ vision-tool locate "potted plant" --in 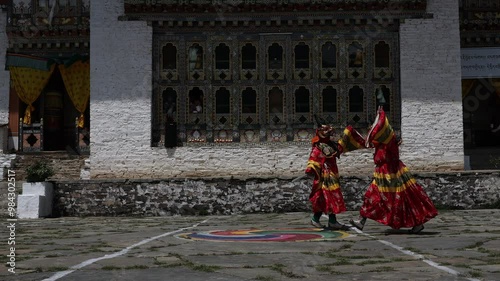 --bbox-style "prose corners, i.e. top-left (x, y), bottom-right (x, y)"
top-left (26, 160), bottom-right (54, 182)
top-left (18, 161), bottom-right (55, 218)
